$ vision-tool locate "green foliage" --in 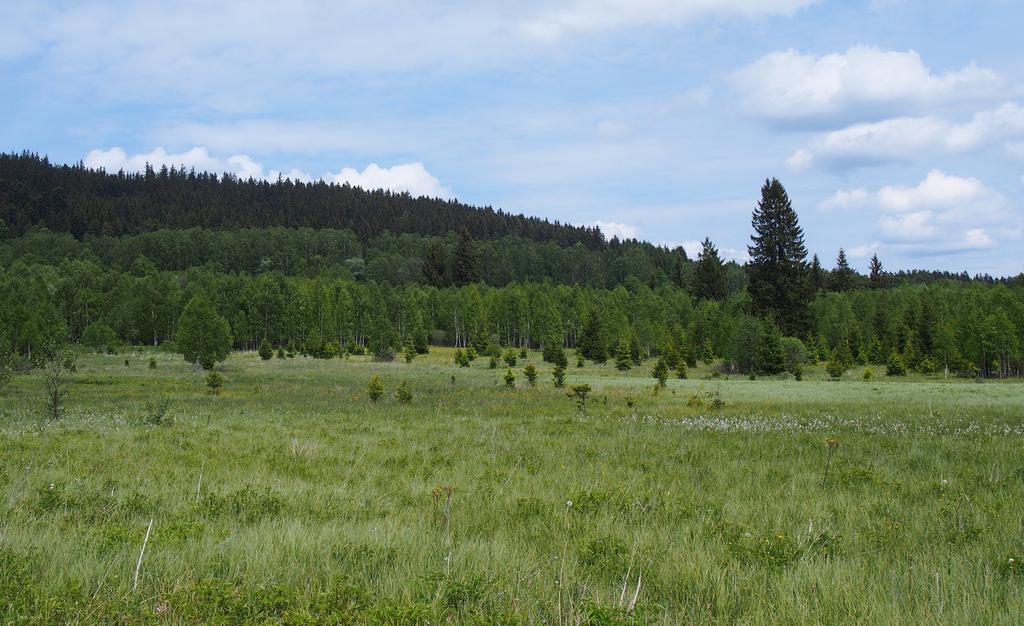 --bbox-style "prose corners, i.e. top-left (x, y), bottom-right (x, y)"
top-left (523, 364), bottom-right (537, 386)
top-left (825, 350), bottom-right (847, 381)
top-left (395, 381), bottom-right (412, 404)
top-left (205, 370), bottom-right (224, 394)
top-left (578, 309), bottom-right (609, 363)
top-left (754, 322), bottom-right (785, 375)
top-left (403, 341), bottom-right (417, 364)
top-left (276, 347), bottom-right (285, 359)
top-left (747, 178), bottom-right (810, 335)
top-left (675, 361), bottom-right (688, 379)
top-left (177, 294), bottom-right (232, 369)
top-left (886, 352), bottom-right (907, 377)
top-left (503, 349), bottom-right (517, 367)
top-left (148, 356), bottom-right (157, 369)
top-left (614, 336), bottom-right (633, 371)
top-left (454, 349), bottom-right (470, 368)
top-left (552, 364), bottom-right (566, 388)
top-left (693, 237), bottom-right (727, 301)
top-left (143, 396), bottom-right (172, 425)
top-left (863, 368), bottom-right (873, 380)
top-left (781, 336), bottom-right (807, 374)
top-left (503, 368), bottom-right (515, 388)
top-left (488, 355), bottom-right (498, 369)
top-left (81, 321), bottom-right (119, 353)
top-left (568, 384), bottom-right (591, 415)
top-left (651, 357), bottom-right (669, 388)
top-left (367, 375), bottom-right (384, 401)
top-left (258, 338), bottom-right (273, 360)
